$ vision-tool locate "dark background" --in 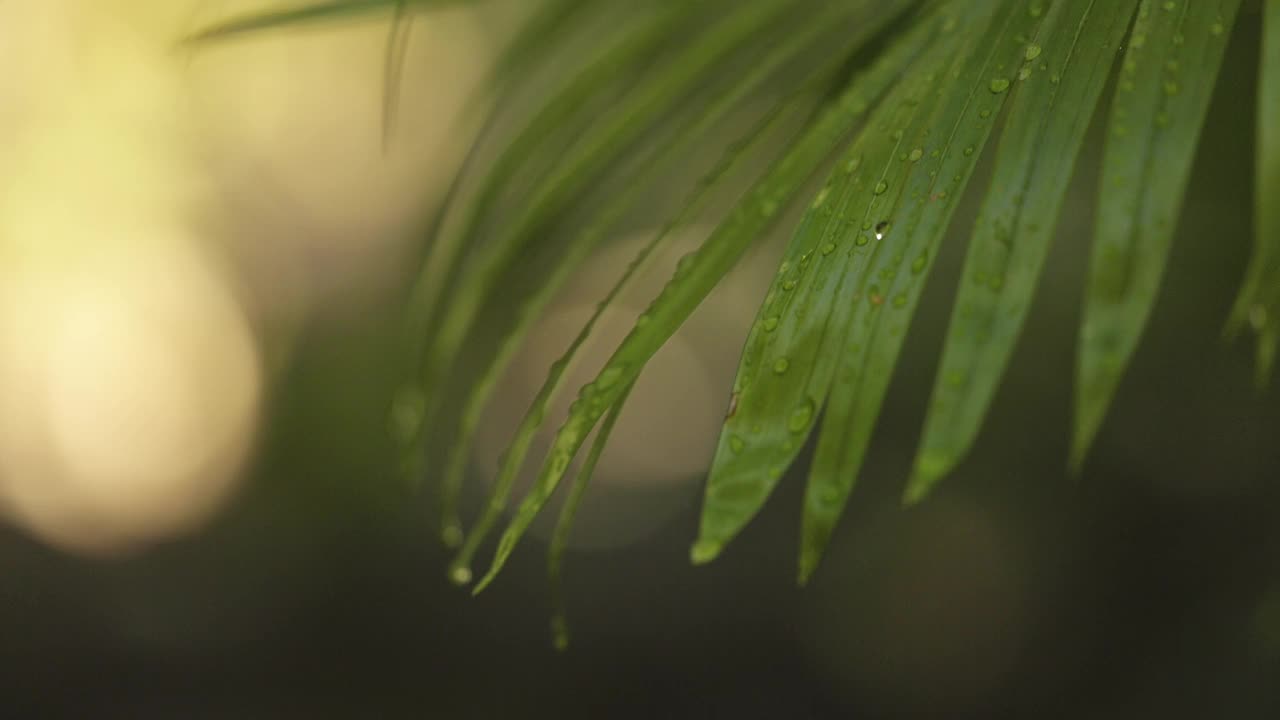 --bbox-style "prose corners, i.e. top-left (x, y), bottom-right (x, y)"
top-left (2, 6), bottom-right (1279, 719)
